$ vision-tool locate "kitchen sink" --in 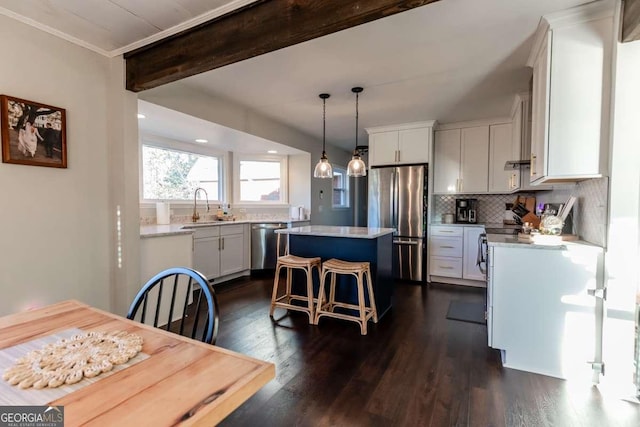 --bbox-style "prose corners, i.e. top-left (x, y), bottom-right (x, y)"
top-left (181, 221), bottom-right (224, 228)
